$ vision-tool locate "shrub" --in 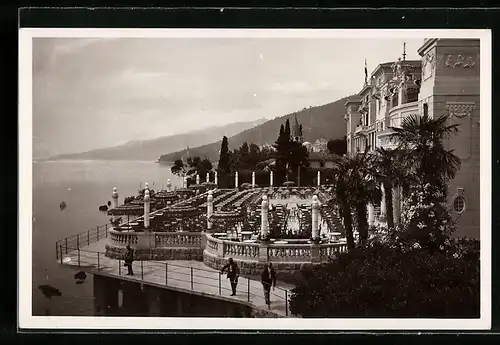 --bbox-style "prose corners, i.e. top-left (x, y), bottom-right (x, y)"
top-left (398, 182), bottom-right (456, 249)
top-left (289, 241), bottom-right (479, 318)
